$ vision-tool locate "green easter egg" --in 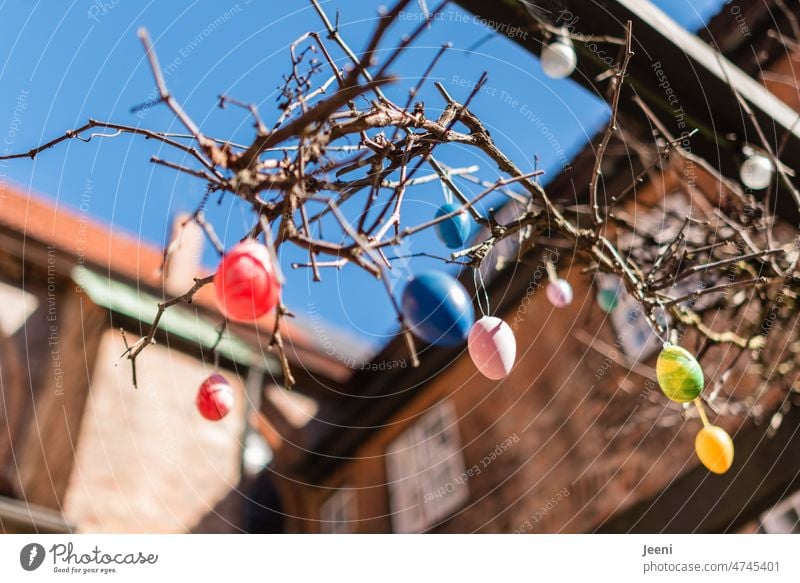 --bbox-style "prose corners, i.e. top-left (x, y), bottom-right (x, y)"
top-left (656, 345), bottom-right (704, 402)
top-left (596, 288), bottom-right (619, 313)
